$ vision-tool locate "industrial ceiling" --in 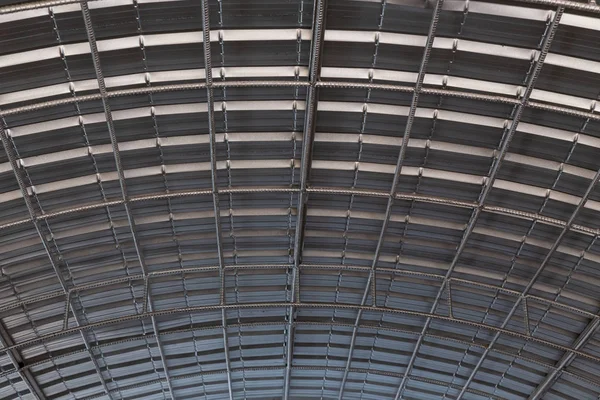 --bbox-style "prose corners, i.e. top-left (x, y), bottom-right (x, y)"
top-left (1, 0), bottom-right (600, 399)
